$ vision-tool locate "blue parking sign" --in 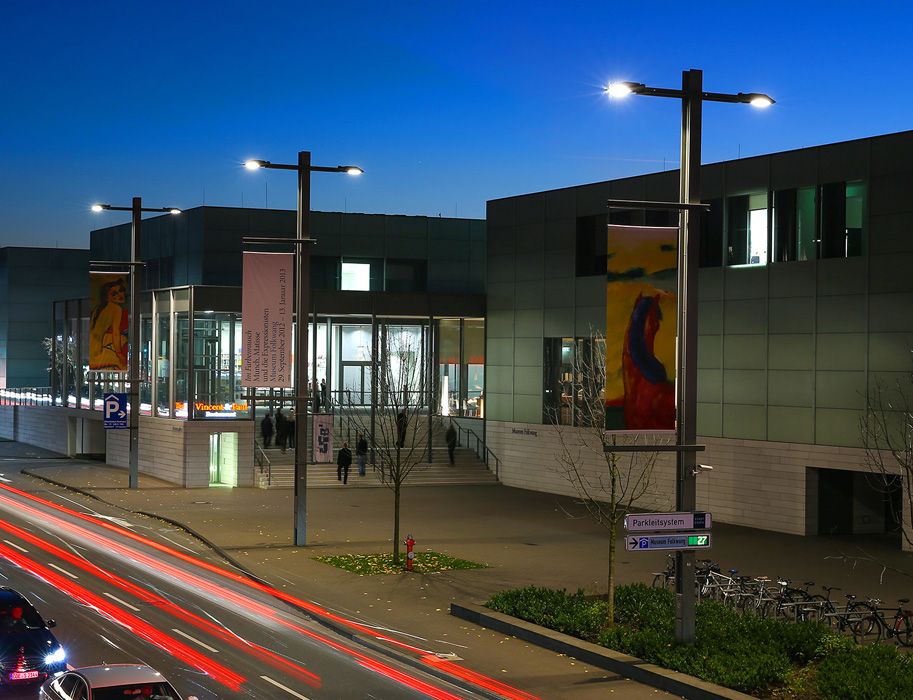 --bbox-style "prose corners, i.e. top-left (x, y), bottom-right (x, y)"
top-left (104, 393), bottom-right (128, 429)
